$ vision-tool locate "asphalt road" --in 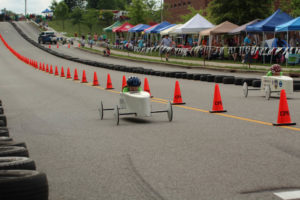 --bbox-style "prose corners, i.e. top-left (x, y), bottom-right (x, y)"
top-left (1, 21), bottom-right (300, 200)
